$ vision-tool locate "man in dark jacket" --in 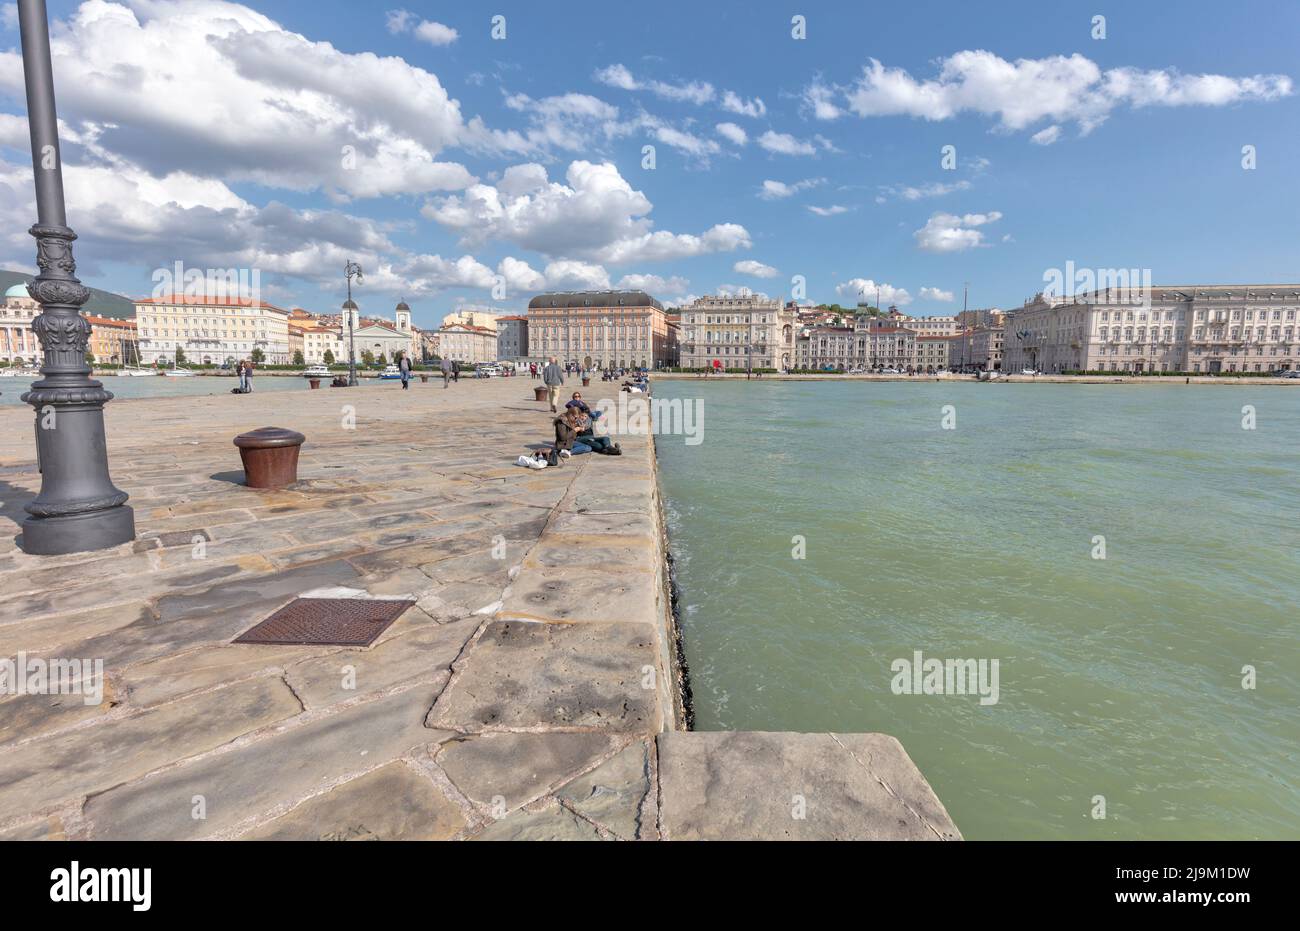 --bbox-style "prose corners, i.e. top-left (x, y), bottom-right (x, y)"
top-left (451, 359), bottom-right (460, 382)
top-left (399, 353), bottom-right (411, 389)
